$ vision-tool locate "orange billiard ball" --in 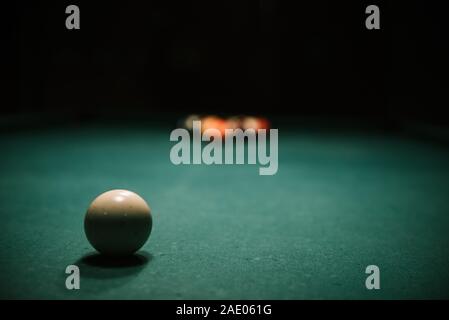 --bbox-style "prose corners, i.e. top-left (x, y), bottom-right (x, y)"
top-left (202, 115), bottom-right (227, 138)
